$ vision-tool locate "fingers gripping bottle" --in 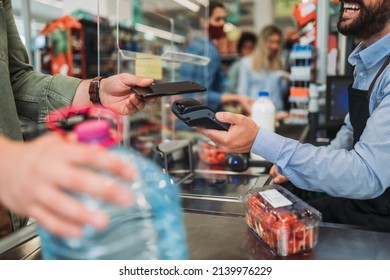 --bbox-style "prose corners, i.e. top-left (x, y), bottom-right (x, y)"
top-left (37, 119), bottom-right (188, 259)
